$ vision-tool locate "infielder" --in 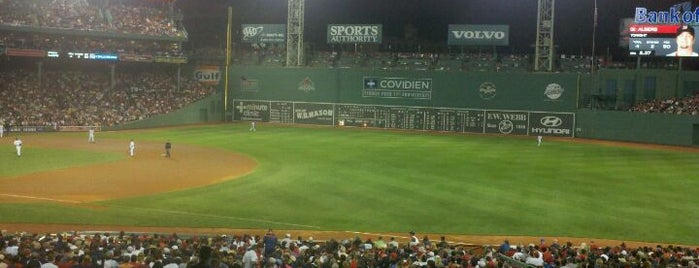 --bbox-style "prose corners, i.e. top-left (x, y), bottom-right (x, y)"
top-left (14, 137), bottom-right (22, 157)
top-left (129, 139), bottom-right (135, 157)
top-left (537, 135), bottom-right (543, 146)
top-left (164, 140), bottom-right (171, 158)
top-left (88, 127), bottom-right (95, 143)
